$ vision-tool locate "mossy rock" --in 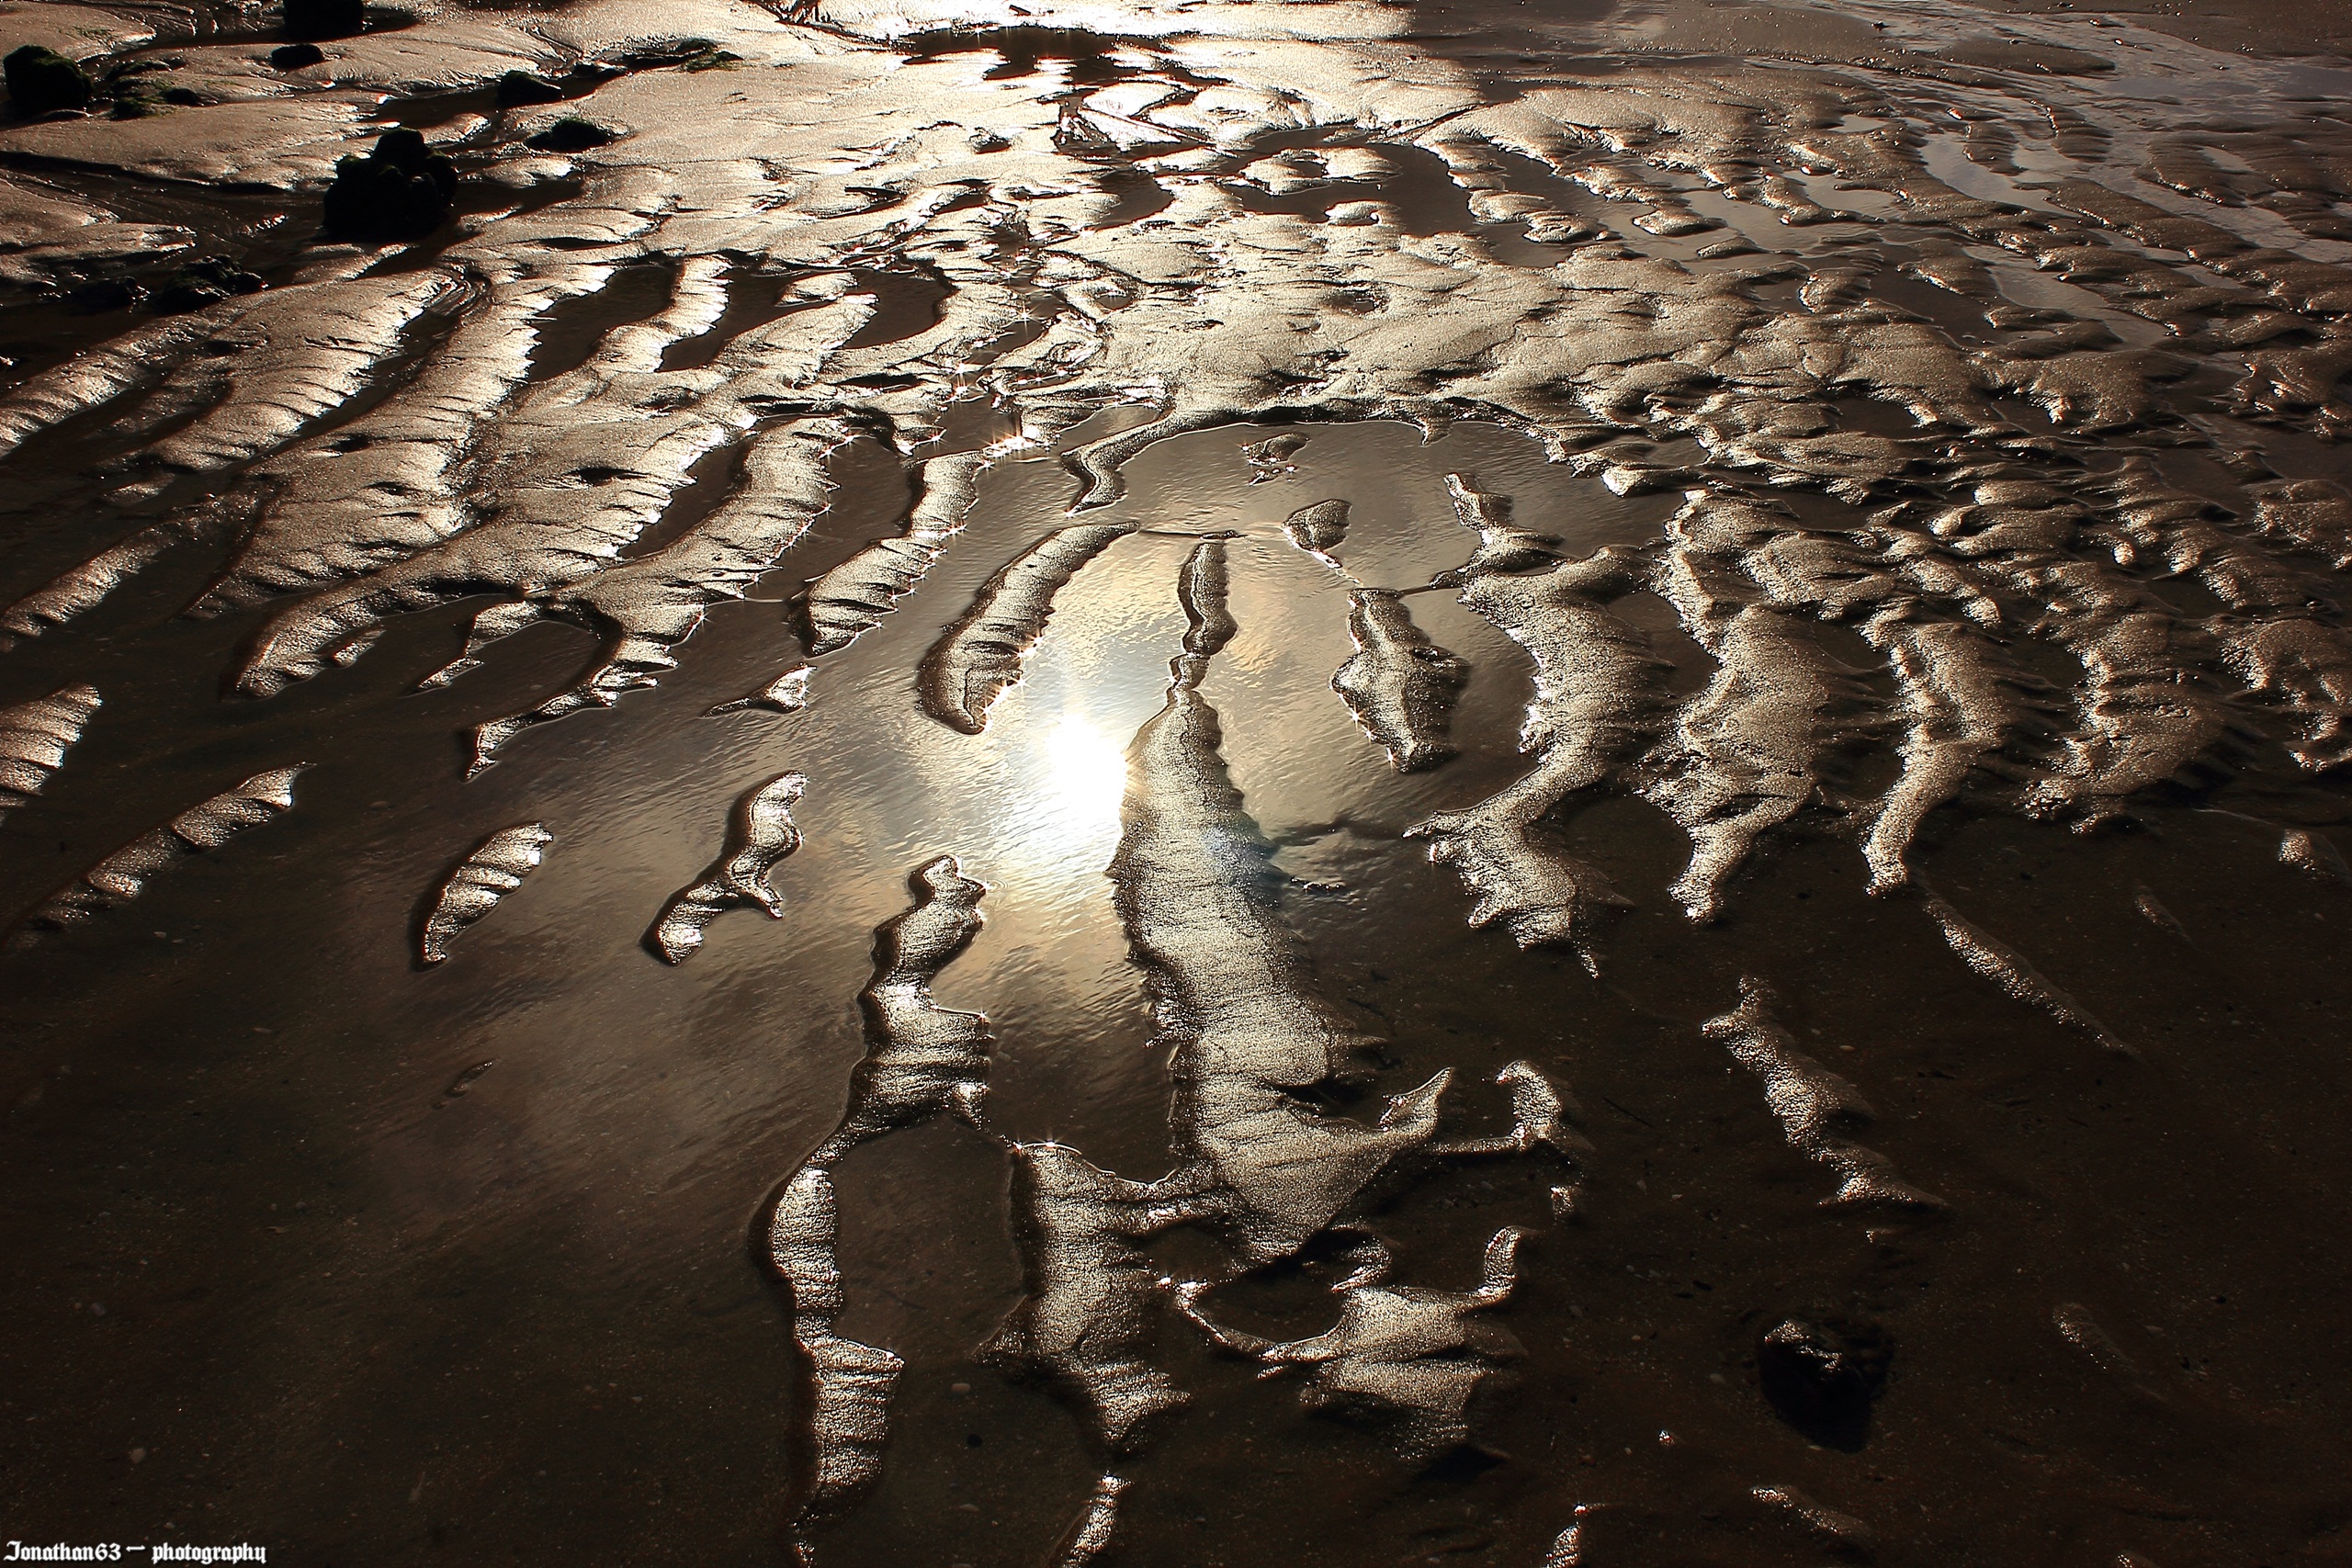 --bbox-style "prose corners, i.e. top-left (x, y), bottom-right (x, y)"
top-left (525, 117), bottom-right (616, 153)
top-left (323, 127), bottom-right (458, 242)
top-left (495, 70), bottom-right (563, 107)
top-left (6, 46), bottom-right (94, 116)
